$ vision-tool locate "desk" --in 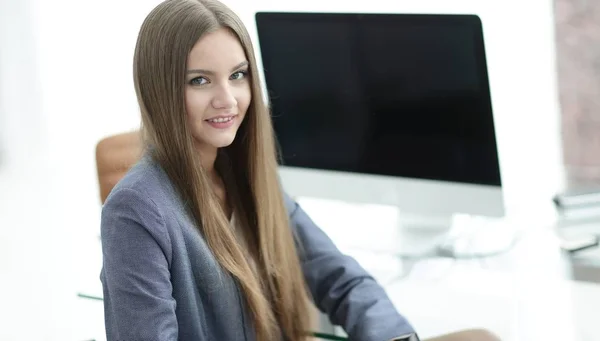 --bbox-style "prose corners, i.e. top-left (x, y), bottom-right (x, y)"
top-left (386, 267), bottom-right (600, 341)
top-left (76, 200), bottom-right (600, 341)
top-left (297, 198), bottom-right (600, 340)
top-left (77, 243), bottom-right (600, 341)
